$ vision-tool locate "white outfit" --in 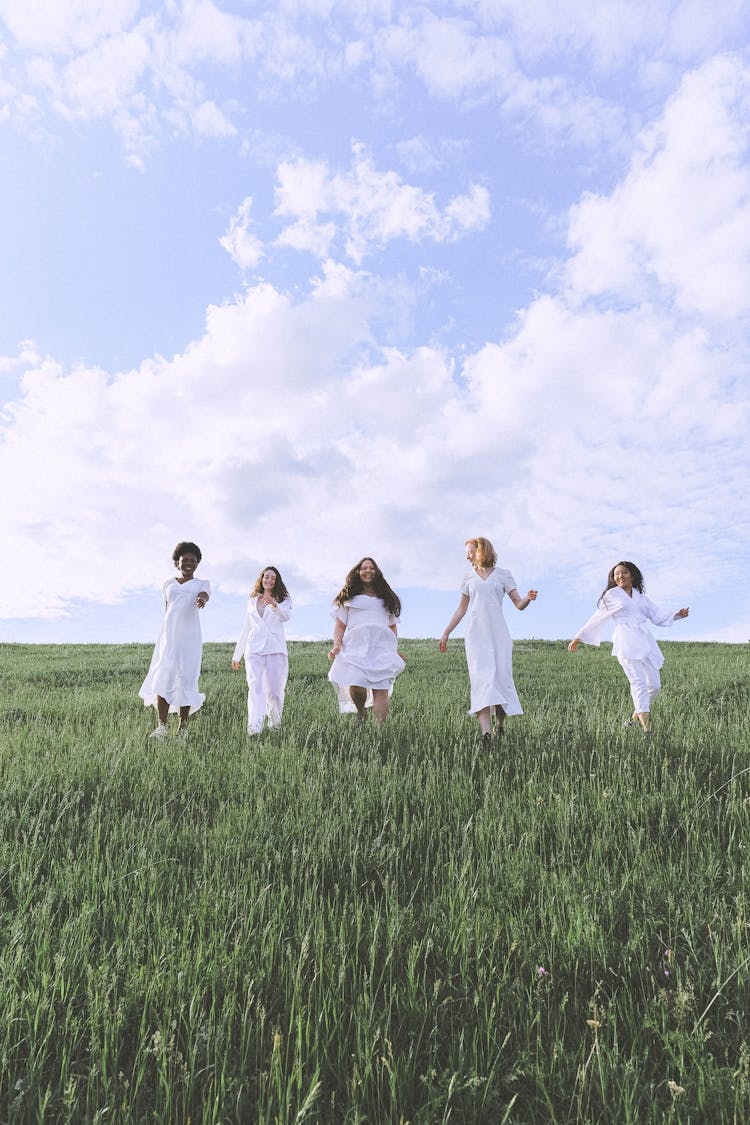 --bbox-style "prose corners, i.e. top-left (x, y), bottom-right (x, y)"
top-left (575, 587), bottom-right (676, 713)
top-left (328, 594), bottom-right (405, 713)
top-left (460, 567), bottom-right (523, 717)
top-left (232, 597), bottom-right (291, 733)
top-left (140, 577), bottom-right (211, 714)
